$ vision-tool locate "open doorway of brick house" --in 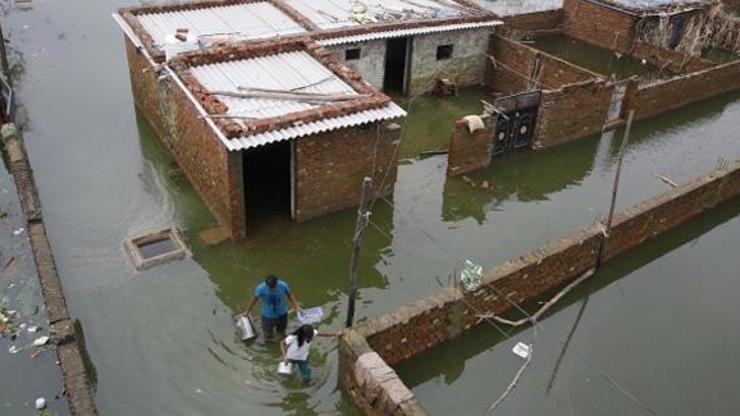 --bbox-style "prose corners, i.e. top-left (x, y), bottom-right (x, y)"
top-left (242, 140), bottom-right (293, 231)
top-left (384, 37), bottom-right (411, 95)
